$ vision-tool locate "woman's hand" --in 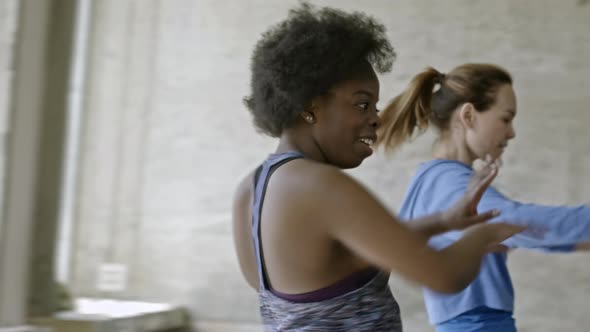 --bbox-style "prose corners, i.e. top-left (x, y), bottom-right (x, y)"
top-left (441, 156), bottom-right (502, 231)
top-left (463, 222), bottom-right (526, 253)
